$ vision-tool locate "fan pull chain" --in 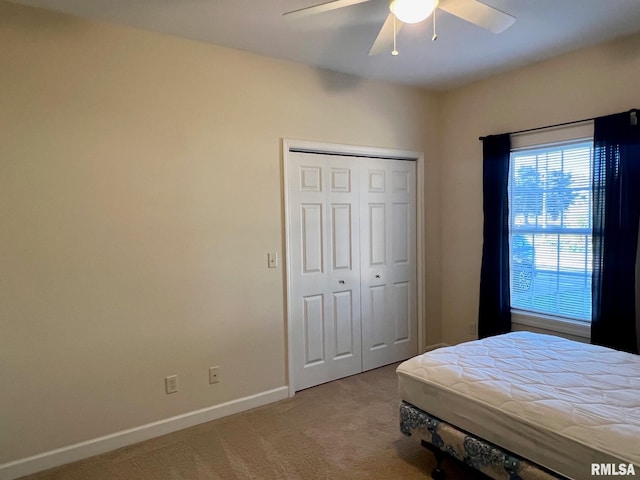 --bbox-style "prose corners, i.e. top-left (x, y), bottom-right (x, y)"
top-left (432, 7), bottom-right (438, 41)
top-left (392, 15), bottom-right (399, 55)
